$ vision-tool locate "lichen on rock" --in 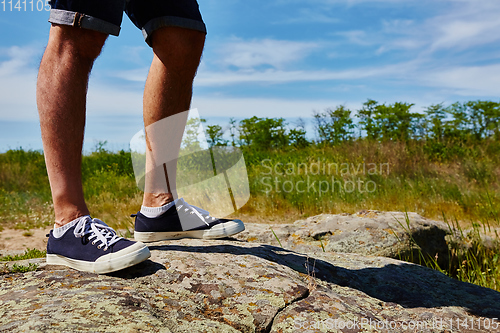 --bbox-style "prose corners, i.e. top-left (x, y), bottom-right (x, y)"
top-left (1, 218), bottom-right (499, 332)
